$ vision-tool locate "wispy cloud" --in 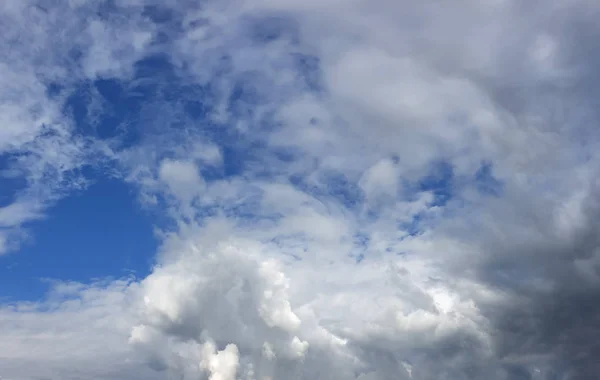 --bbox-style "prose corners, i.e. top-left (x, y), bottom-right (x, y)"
top-left (0, 0), bottom-right (155, 254)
